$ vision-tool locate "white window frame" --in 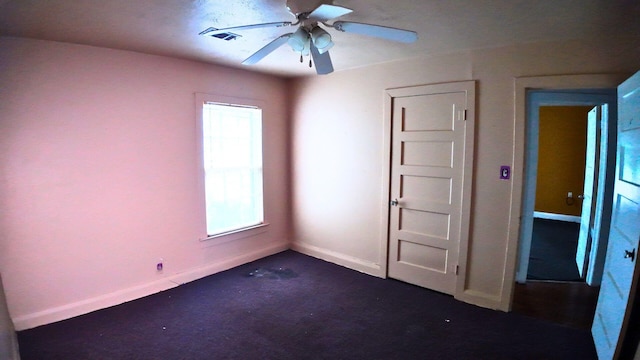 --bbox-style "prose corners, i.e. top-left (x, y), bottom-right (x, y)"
top-left (195, 93), bottom-right (268, 243)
